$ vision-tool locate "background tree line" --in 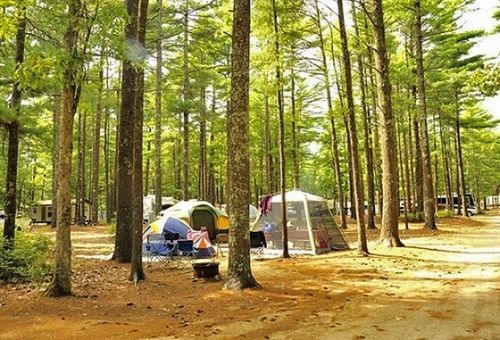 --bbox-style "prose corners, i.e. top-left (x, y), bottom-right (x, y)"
top-left (1, 0), bottom-right (499, 291)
